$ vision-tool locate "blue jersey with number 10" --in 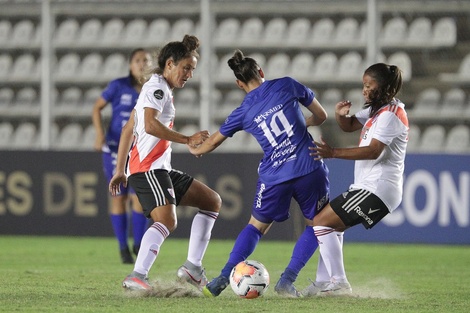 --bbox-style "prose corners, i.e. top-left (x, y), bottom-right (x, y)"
top-left (219, 77), bottom-right (323, 185)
